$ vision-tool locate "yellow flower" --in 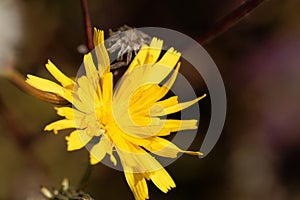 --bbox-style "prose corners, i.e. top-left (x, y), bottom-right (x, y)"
top-left (26, 28), bottom-right (206, 200)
